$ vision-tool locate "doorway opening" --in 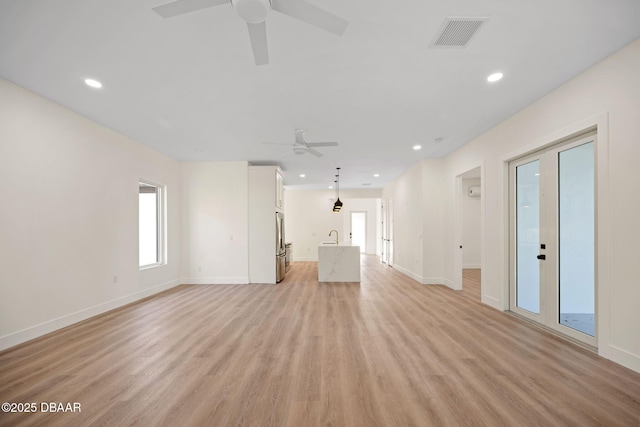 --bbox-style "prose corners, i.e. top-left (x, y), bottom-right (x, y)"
top-left (457, 167), bottom-right (482, 300)
top-left (350, 211), bottom-right (366, 254)
top-left (381, 199), bottom-right (393, 265)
